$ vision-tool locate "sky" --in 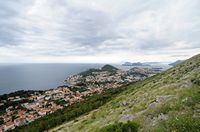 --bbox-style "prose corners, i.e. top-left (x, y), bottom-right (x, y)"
top-left (0, 0), bottom-right (200, 63)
